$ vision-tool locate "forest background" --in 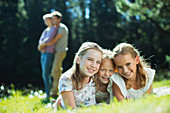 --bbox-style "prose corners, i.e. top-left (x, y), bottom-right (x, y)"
top-left (0, 0), bottom-right (169, 89)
